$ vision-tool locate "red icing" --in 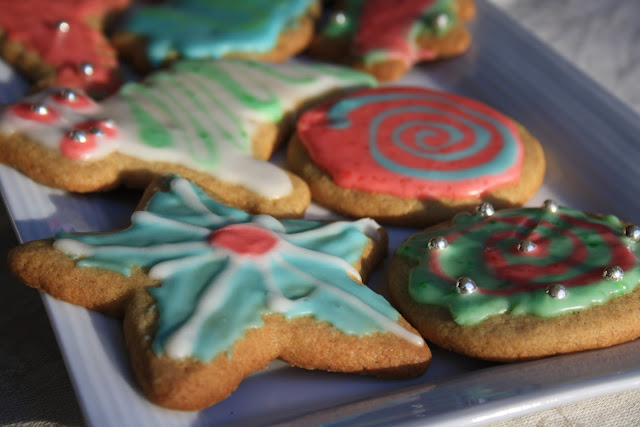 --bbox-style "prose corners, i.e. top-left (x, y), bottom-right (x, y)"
top-left (353, 0), bottom-right (437, 65)
top-left (10, 103), bottom-right (60, 123)
top-left (297, 87), bottom-right (523, 199)
top-left (0, 0), bottom-right (129, 95)
top-left (51, 90), bottom-right (98, 110)
top-left (59, 118), bottom-right (118, 159)
top-left (208, 224), bottom-right (278, 256)
top-left (60, 131), bottom-right (98, 159)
